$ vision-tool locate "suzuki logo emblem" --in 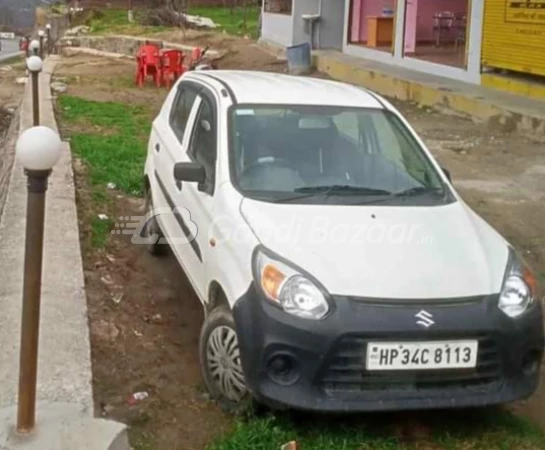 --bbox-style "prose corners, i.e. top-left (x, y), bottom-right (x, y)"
top-left (415, 310), bottom-right (435, 328)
